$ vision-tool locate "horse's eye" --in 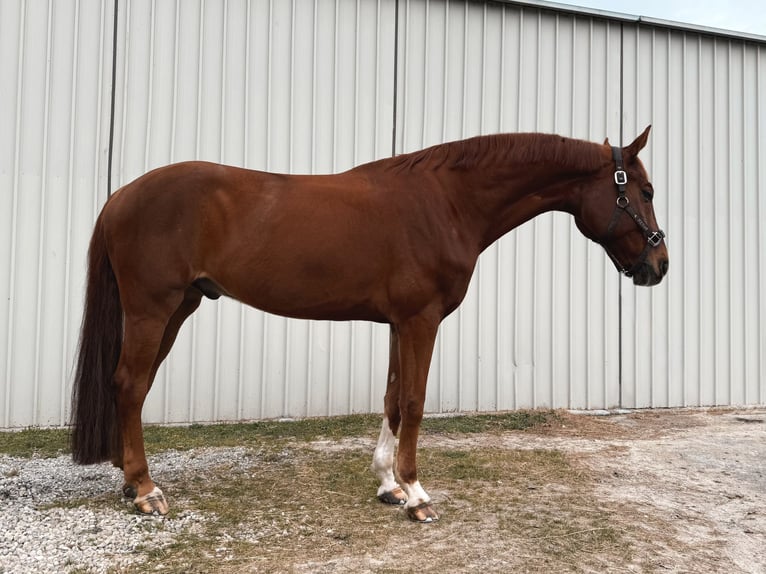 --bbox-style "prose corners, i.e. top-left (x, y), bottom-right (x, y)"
top-left (641, 188), bottom-right (654, 202)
